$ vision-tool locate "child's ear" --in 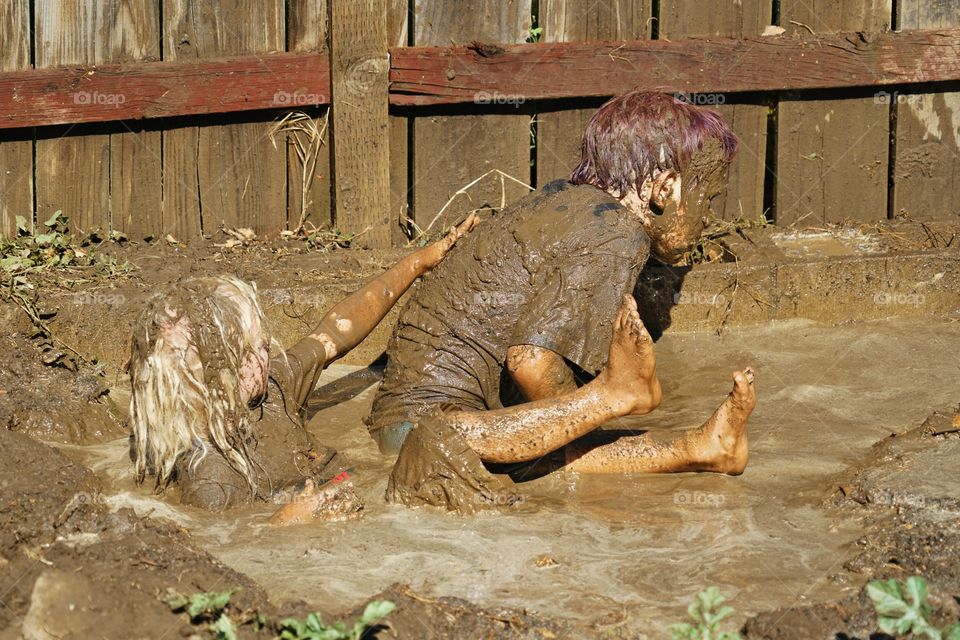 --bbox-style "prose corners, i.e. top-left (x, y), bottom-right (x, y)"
top-left (650, 171), bottom-right (680, 214)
